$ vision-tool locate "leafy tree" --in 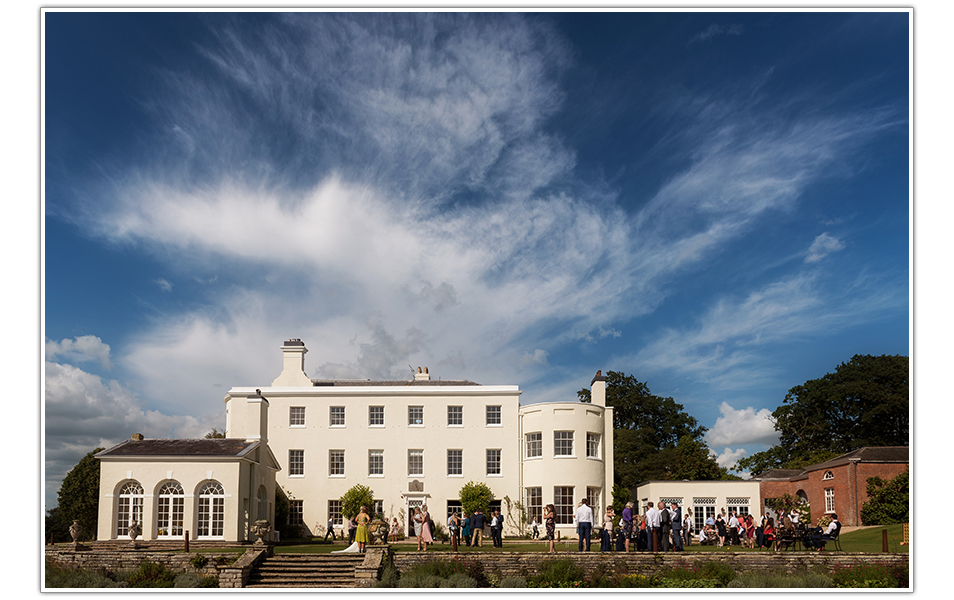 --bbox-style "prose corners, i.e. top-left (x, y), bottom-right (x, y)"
top-left (861, 471), bottom-right (909, 525)
top-left (668, 435), bottom-right (723, 481)
top-left (45, 505), bottom-right (70, 544)
top-left (56, 447), bottom-right (104, 541)
top-left (458, 481), bottom-right (494, 515)
top-left (205, 428), bottom-right (226, 439)
top-left (340, 484), bottom-right (375, 519)
top-left (737, 355), bottom-right (908, 474)
top-left (579, 371), bottom-right (706, 487)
